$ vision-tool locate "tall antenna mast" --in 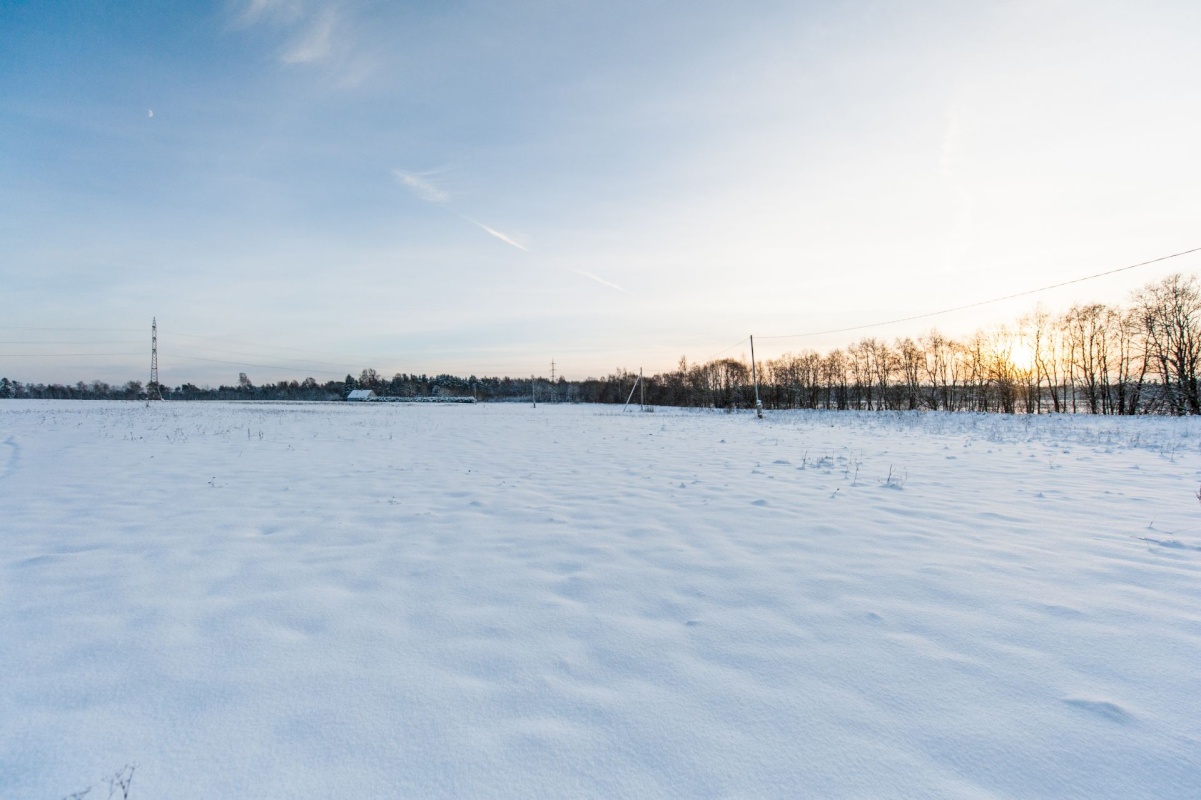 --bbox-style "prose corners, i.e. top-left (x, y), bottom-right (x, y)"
top-left (147, 317), bottom-right (163, 402)
top-left (550, 358), bottom-right (556, 403)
